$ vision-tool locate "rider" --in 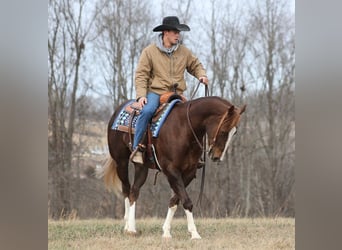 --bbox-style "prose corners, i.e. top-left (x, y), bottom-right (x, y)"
top-left (130, 16), bottom-right (209, 164)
